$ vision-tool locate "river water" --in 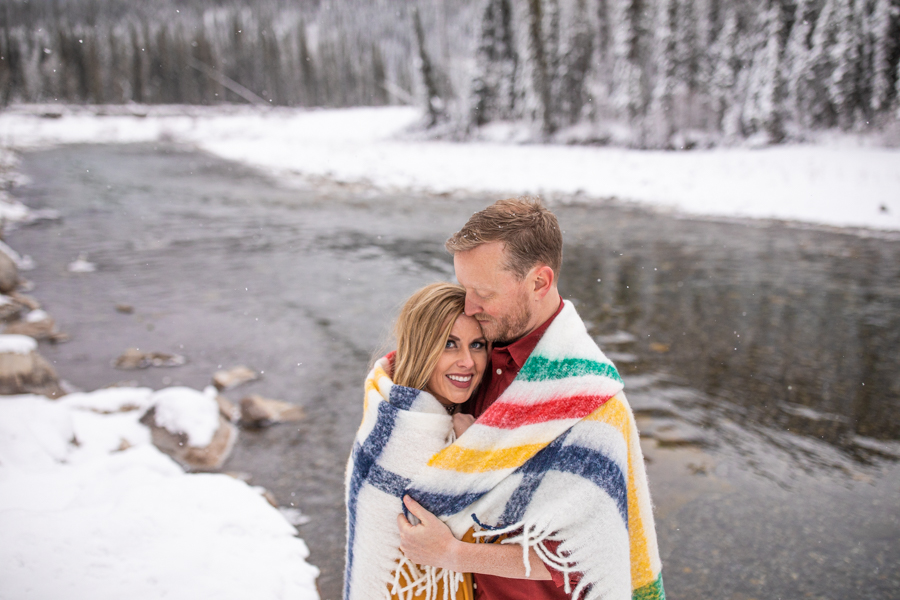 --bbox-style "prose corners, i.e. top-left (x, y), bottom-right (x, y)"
top-left (11, 144), bottom-right (900, 600)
